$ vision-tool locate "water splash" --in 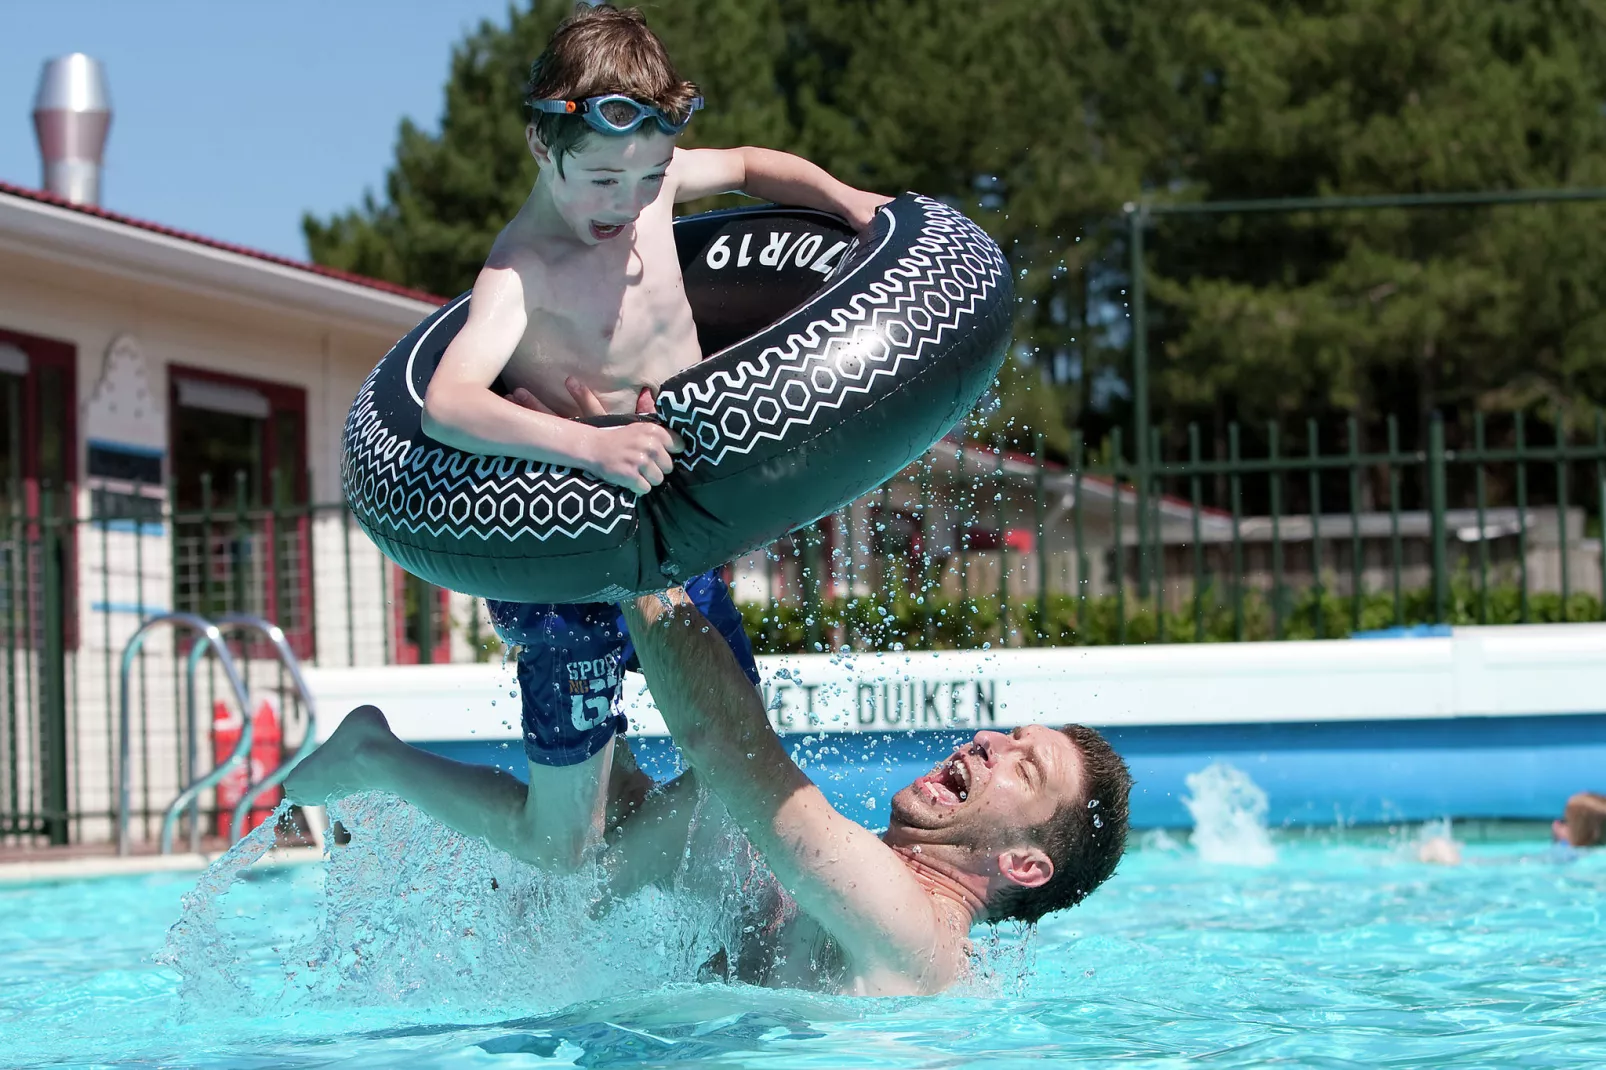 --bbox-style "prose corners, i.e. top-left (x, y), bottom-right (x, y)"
top-left (959, 921), bottom-right (1039, 998)
top-left (1404, 817), bottom-right (1463, 866)
top-left (155, 800), bottom-right (287, 1013)
top-left (161, 789), bottom-right (777, 1020)
top-left (1182, 763), bottom-right (1277, 866)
